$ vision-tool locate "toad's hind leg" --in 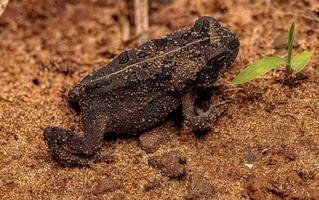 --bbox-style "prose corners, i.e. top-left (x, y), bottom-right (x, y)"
top-left (44, 114), bottom-right (106, 166)
top-left (182, 88), bottom-right (227, 132)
